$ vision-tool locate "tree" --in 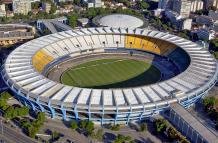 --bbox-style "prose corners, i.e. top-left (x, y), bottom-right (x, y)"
top-left (20, 119), bottom-right (31, 128)
top-left (79, 120), bottom-right (87, 129)
top-left (50, 3), bottom-right (57, 14)
top-left (31, 2), bottom-right (40, 9)
top-left (136, 1), bottom-right (150, 10)
top-left (86, 121), bottom-right (94, 135)
top-left (4, 106), bottom-right (15, 120)
top-left (70, 120), bottom-right (78, 130)
top-left (111, 124), bottom-right (120, 131)
top-left (114, 134), bottom-right (131, 143)
top-left (68, 14), bottom-right (78, 28)
top-left (0, 99), bottom-right (7, 109)
top-left (209, 39), bottom-right (218, 52)
top-left (140, 122), bottom-right (147, 132)
top-left (51, 131), bottom-right (61, 141)
top-left (27, 126), bottom-right (38, 138)
top-left (155, 119), bottom-right (168, 133)
top-left (202, 97), bottom-right (216, 112)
